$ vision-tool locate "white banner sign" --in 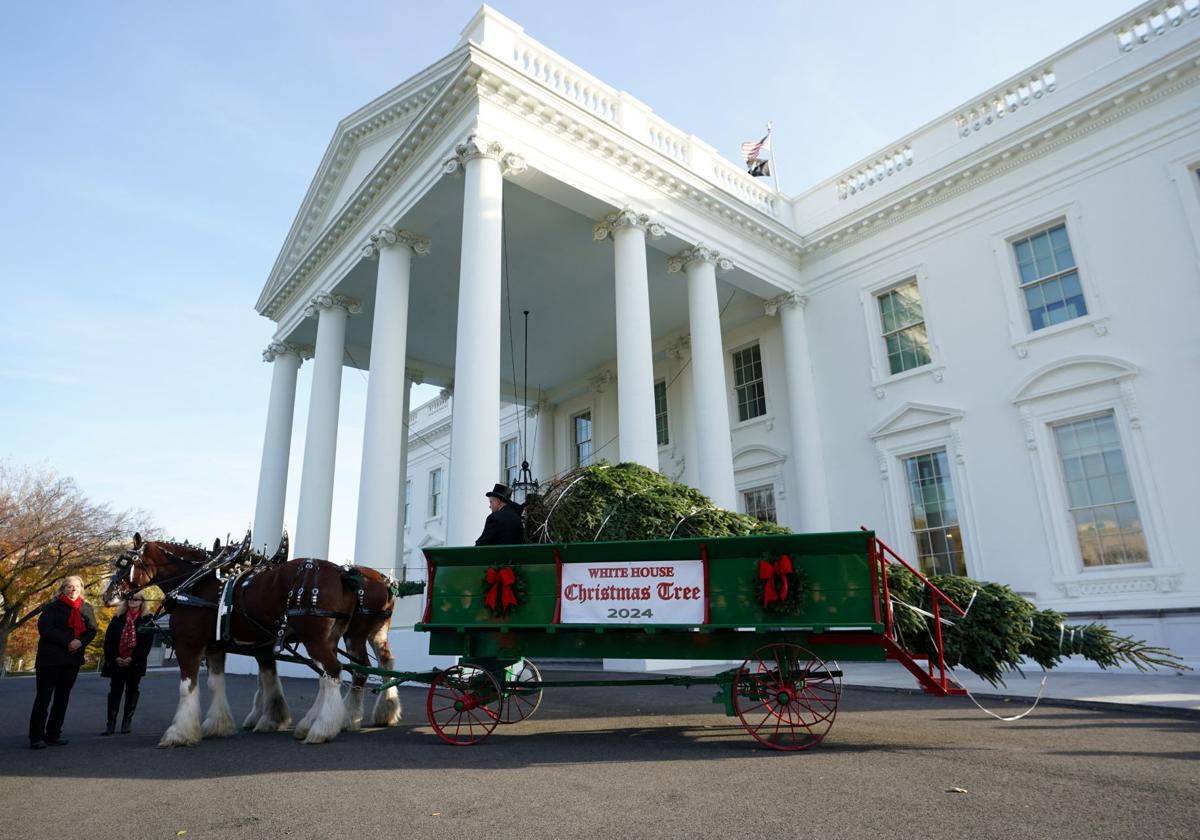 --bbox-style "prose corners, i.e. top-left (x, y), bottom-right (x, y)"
top-left (560, 560), bottom-right (705, 624)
